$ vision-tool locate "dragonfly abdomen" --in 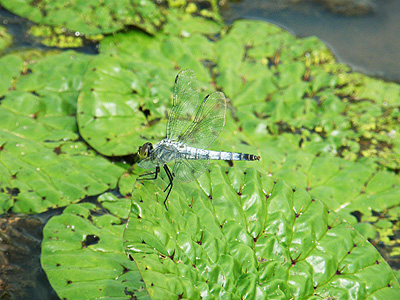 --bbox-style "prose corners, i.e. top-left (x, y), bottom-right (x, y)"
top-left (182, 147), bottom-right (260, 161)
top-left (208, 150), bottom-right (260, 161)
top-left (180, 147), bottom-right (210, 160)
